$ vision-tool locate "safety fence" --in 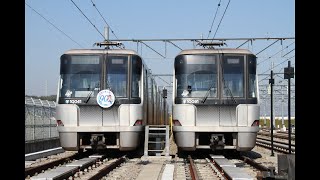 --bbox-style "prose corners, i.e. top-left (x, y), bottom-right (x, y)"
top-left (25, 97), bottom-right (58, 142)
